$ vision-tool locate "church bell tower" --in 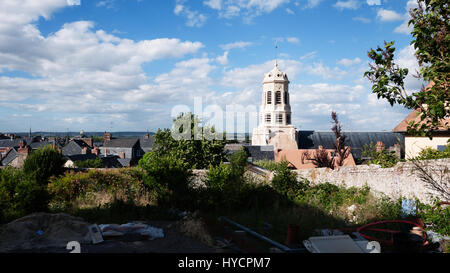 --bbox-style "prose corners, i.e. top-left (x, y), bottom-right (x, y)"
top-left (251, 62), bottom-right (298, 150)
